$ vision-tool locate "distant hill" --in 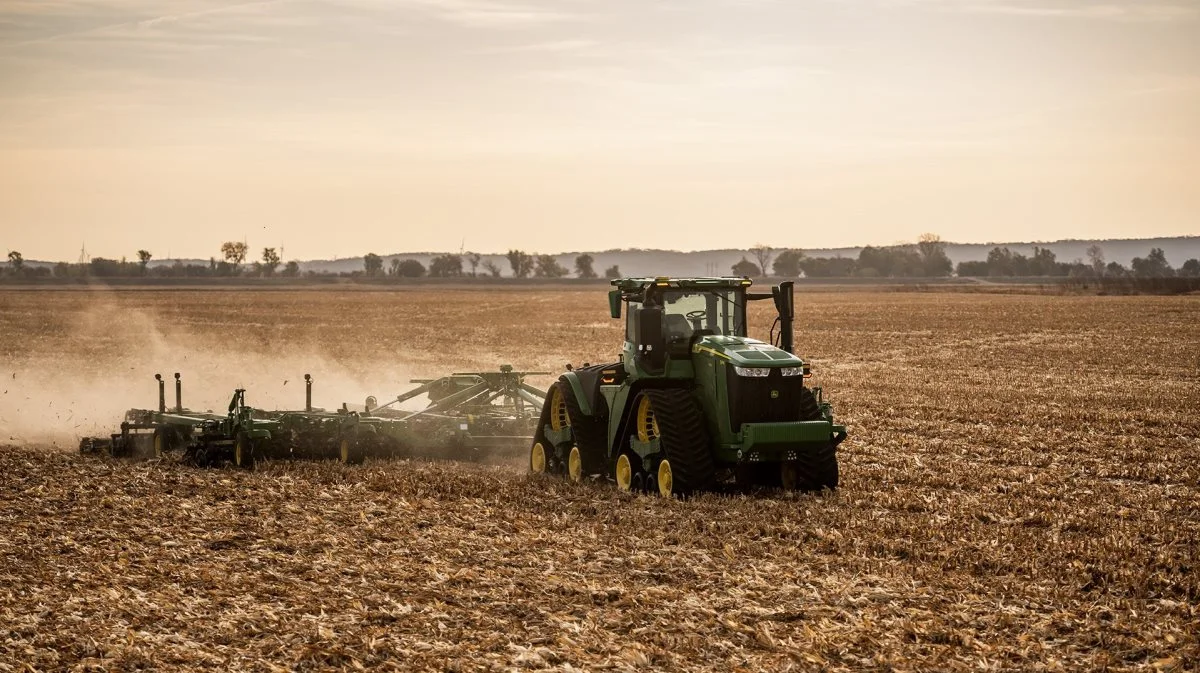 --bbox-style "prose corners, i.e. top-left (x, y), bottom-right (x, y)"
top-left (9, 236), bottom-right (1198, 277)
